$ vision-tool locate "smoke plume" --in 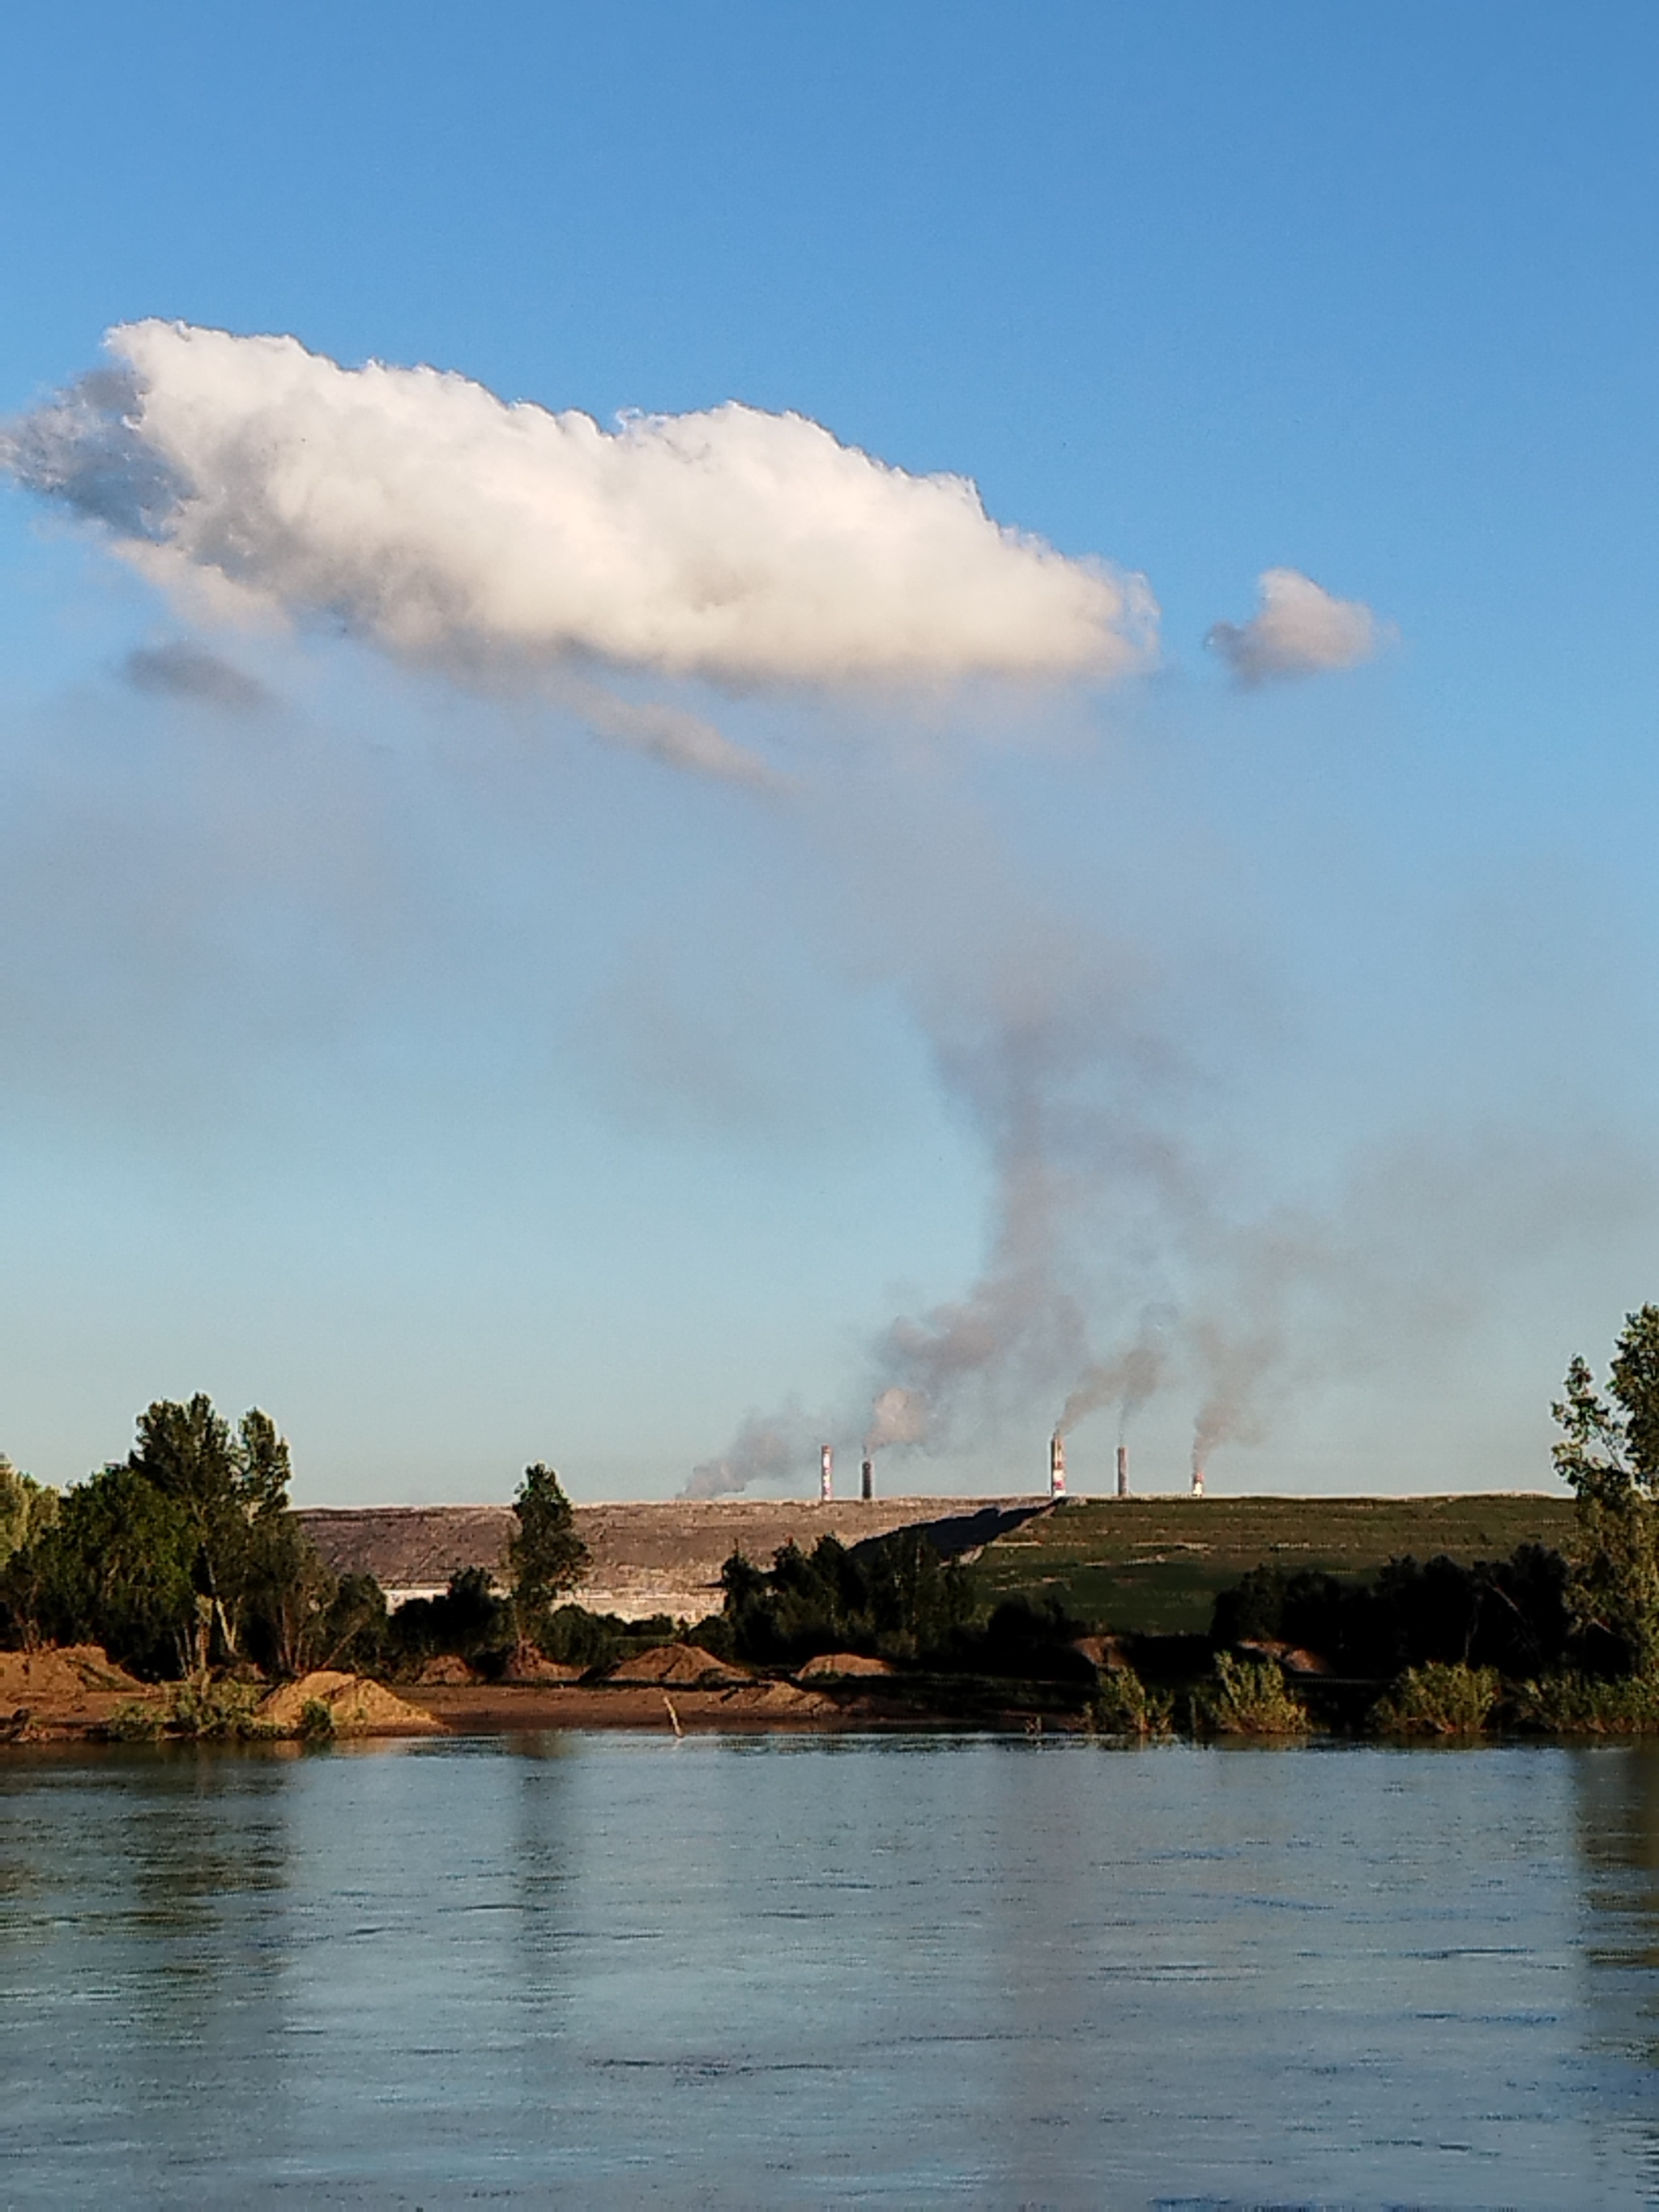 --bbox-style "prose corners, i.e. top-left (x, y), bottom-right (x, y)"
top-left (122, 639), bottom-right (271, 711)
top-left (1056, 1304), bottom-right (1175, 1440)
top-left (684, 1409), bottom-right (814, 1500)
